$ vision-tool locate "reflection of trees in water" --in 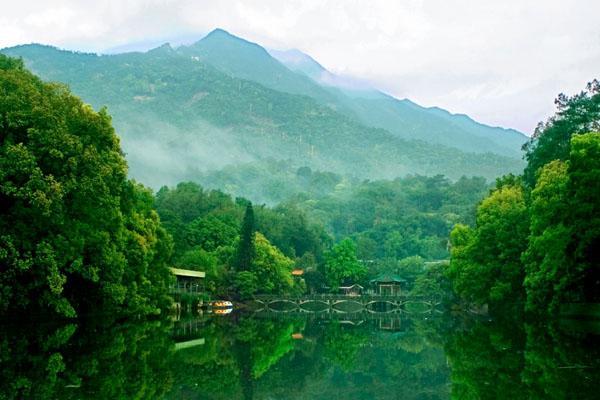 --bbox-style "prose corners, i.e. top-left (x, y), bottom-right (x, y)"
top-left (233, 317), bottom-right (296, 400)
top-left (445, 318), bottom-right (600, 400)
top-left (167, 315), bottom-right (299, 400)
top-left (2, 315), bottom-right (598, 400)
top-left (251, 317), bottom-right (452, 400)
top-left (0, 318), bottom-right (175, 400)
top-left (522, 322), bottom-right (600, 399)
